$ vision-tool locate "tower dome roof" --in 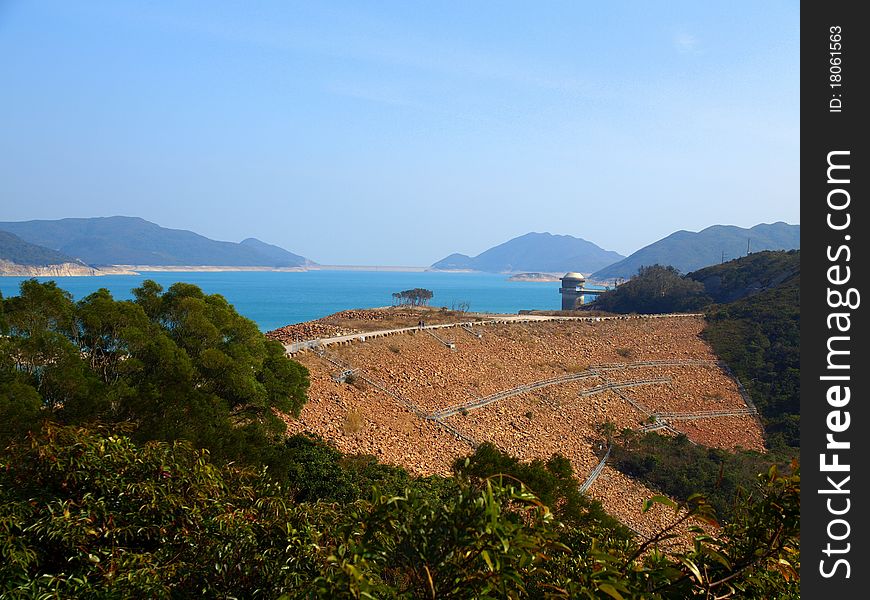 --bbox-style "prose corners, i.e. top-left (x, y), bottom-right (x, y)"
top-left (562, 272), bottom-right (585, 280)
